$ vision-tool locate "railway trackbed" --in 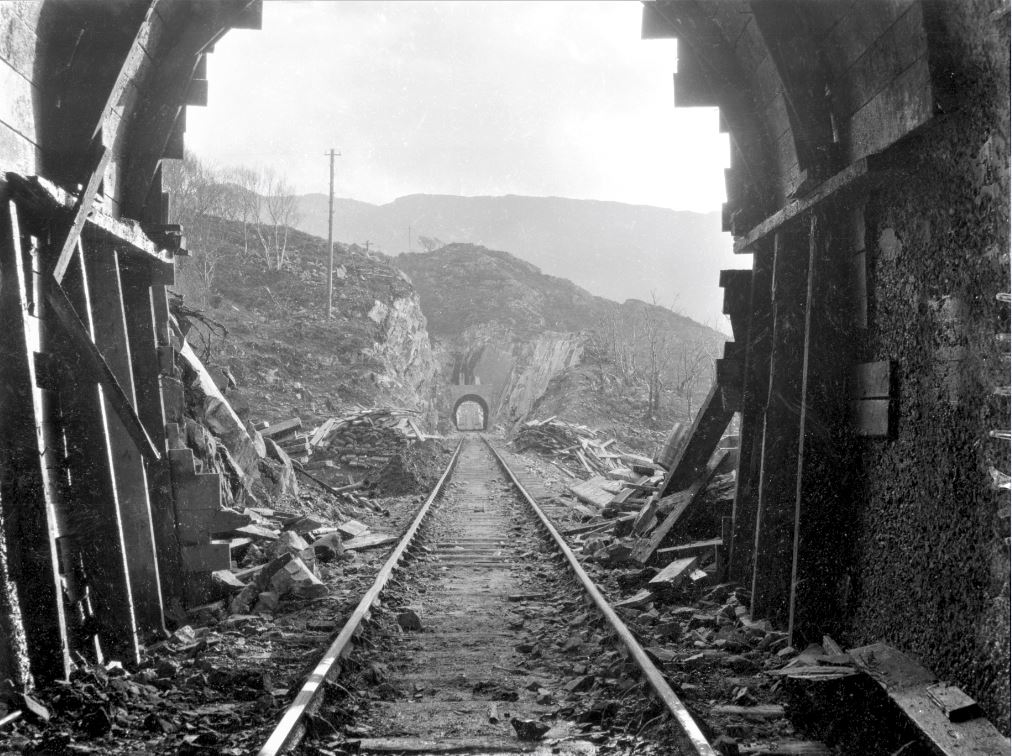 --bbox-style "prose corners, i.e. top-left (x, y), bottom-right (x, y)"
top-left (257, 436), bottom-right (715, 756)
